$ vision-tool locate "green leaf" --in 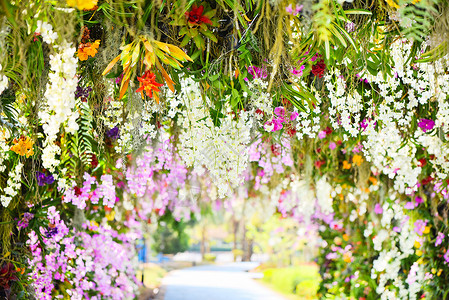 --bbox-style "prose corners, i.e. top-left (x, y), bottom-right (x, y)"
top-left (344, 9), bottom-right (372, 15)
top-left (203, 9), bottom-right (216, 19)
top-left (180, 35), bottom-right (190, 47)
top-left (230, 89), bottom-right (240, 108)
top-left (190, 49), bottom-right (202, 61)
top-left (189, 27), bottom-right (198, 38)
top-left (179, 27), bottom-right (188, 36)
top-left (202, 30), bottom-right (218, 43)
top-left (193, 35), bottom-right (204, 50)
